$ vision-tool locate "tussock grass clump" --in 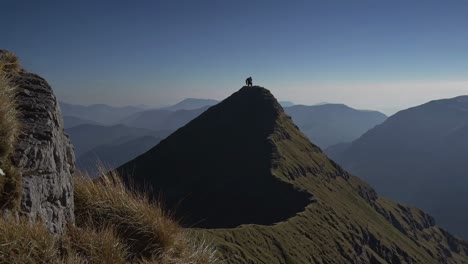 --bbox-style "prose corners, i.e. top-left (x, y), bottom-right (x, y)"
top-left (0, 50), bottom-right (21, 73)
top-left (0, 217), bottom-right (60, 263)
top-left (74, 170), bottom-right (218, 263)
top-left (0, 73), bottom-right (18, 160)
top-left (0, 171), bottom-right (218, 264)
top-left (0, 216), bottom-right (130, 263)
top-left (0, 64), bottom-right (21, 211)
top-left (66, 225), bottom-right (129, 263)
